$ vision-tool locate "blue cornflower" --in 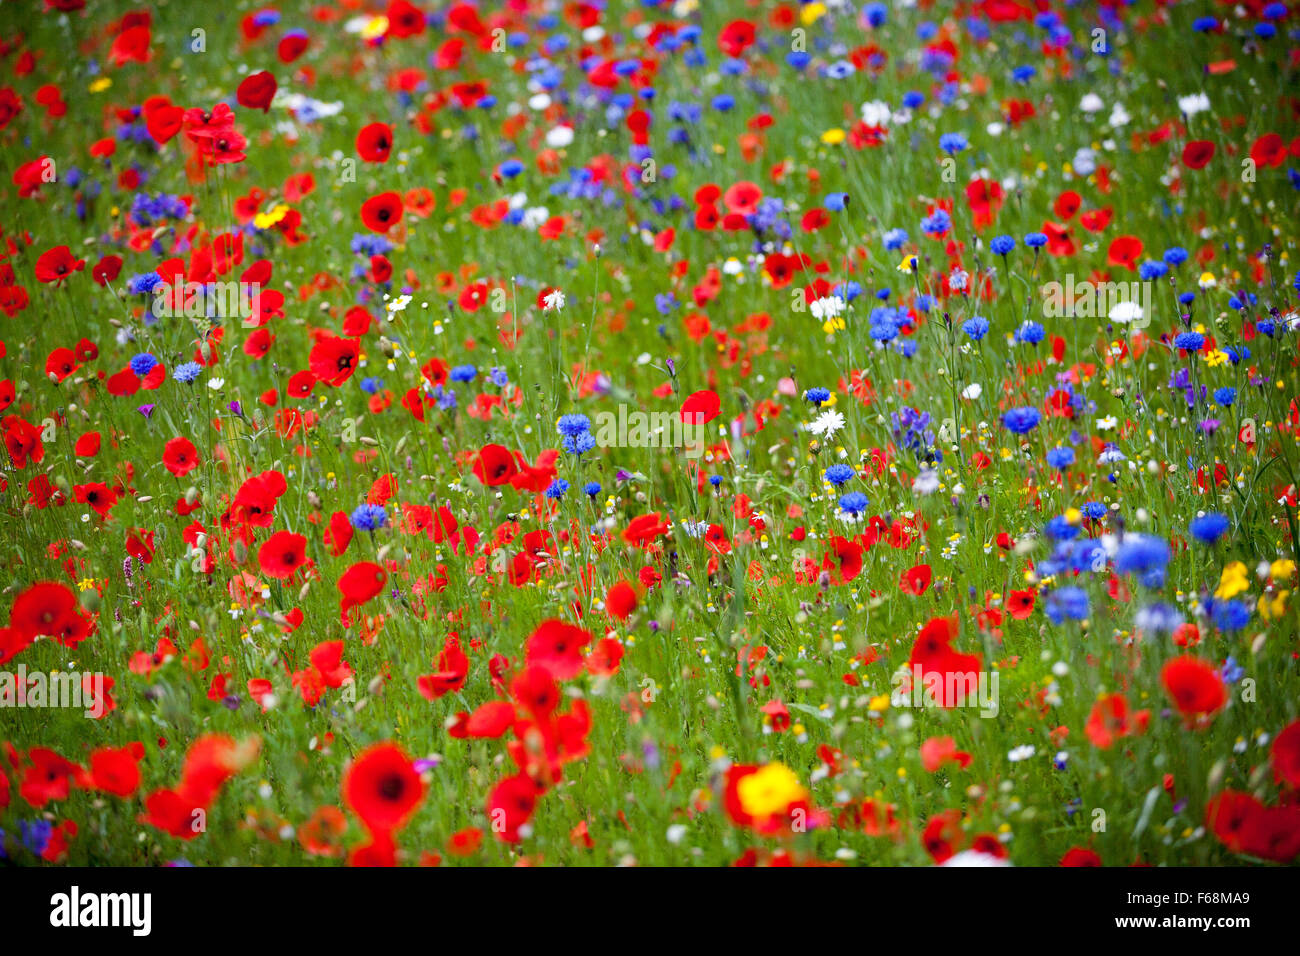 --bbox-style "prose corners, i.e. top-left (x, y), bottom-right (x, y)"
top-left (563, 432), bottom-right (597, 456)
top-left (1045, 587), bottom-right (1090, 624)
top-left (174, 361), bottom-right (202, 384)
top-left (826, 192), bottom-right (849, 212)
top-left (1221, 656), bottom-right (1244, 684)
top-left (1189, 513), bottom-right (1229, 544)
top-left (1115, 534), bottom-right (1170, 588)
top-left (1163, 247), bottom-right (1189, 267)
top-left (127, 272), bottom-right (163, 295)
top-left (1024, 232), bottom-right (1048, 249)
top-left (1174, 331), bottom-right (1205, 352)
top-left (939, 133), bottom-right (968, 154)
top-left (350, 504), bottom-right (388, 532)
top-left (838, 492), bottom-right (869, 516)
top-left (1001, 407), bottom-right (1041, 434)
top-left (803, 387), bottom-right (831, 406)
top-left (489, 367), bottom-right (509, 387)
top-left (921, 209), bottom-right (951, 237)
top-left (20, 820), bottom-right (52, 855)
top-left (360, 377), bottom-right (384, 394)
top-left (449, 364), bottom-right (477, 383)
top-left (1046, 446), bottom-right (1075, 470)
top-left (130, 353), bottom-right (158, 377)
top-left (990, 235), bottom-right (1016, 256)
top-left (1138, 260), bottom-right (1168, 281)
top-left (557, 413), bottom-right (592, 438)
top-left (1045, 515), bottom-right (1080, 541)
top-left (882, 228), bottom-right (909, 251)
top-left (823, 463), bottom-right (855, 486)
top-left (962, 316), bottom-right (990, 341)
top-left (545, 478), bottom-right (569, 500)
top-left (1080, 501), bottom-right (1107, 521)
top-left (1210, 599), bottom-right (1251, 632)
top-left (583, 481), bottom-right (602, 498)
top-left (1214, 387), bottom-right (1236, 407)
top-left (1015, 321), bottom-right (1046, 345)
